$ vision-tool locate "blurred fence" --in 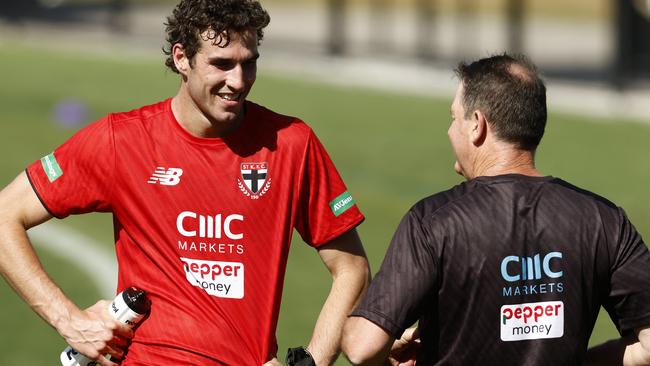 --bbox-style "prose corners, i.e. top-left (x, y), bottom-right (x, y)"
top-left (1, 0), bottom-right (649, 87)
top-left (324, 0), bottom-right (650, 87)
top-left (614, 0), bottom-right (650, 85)
top-left (0, 0), bottom-right (129, 31)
